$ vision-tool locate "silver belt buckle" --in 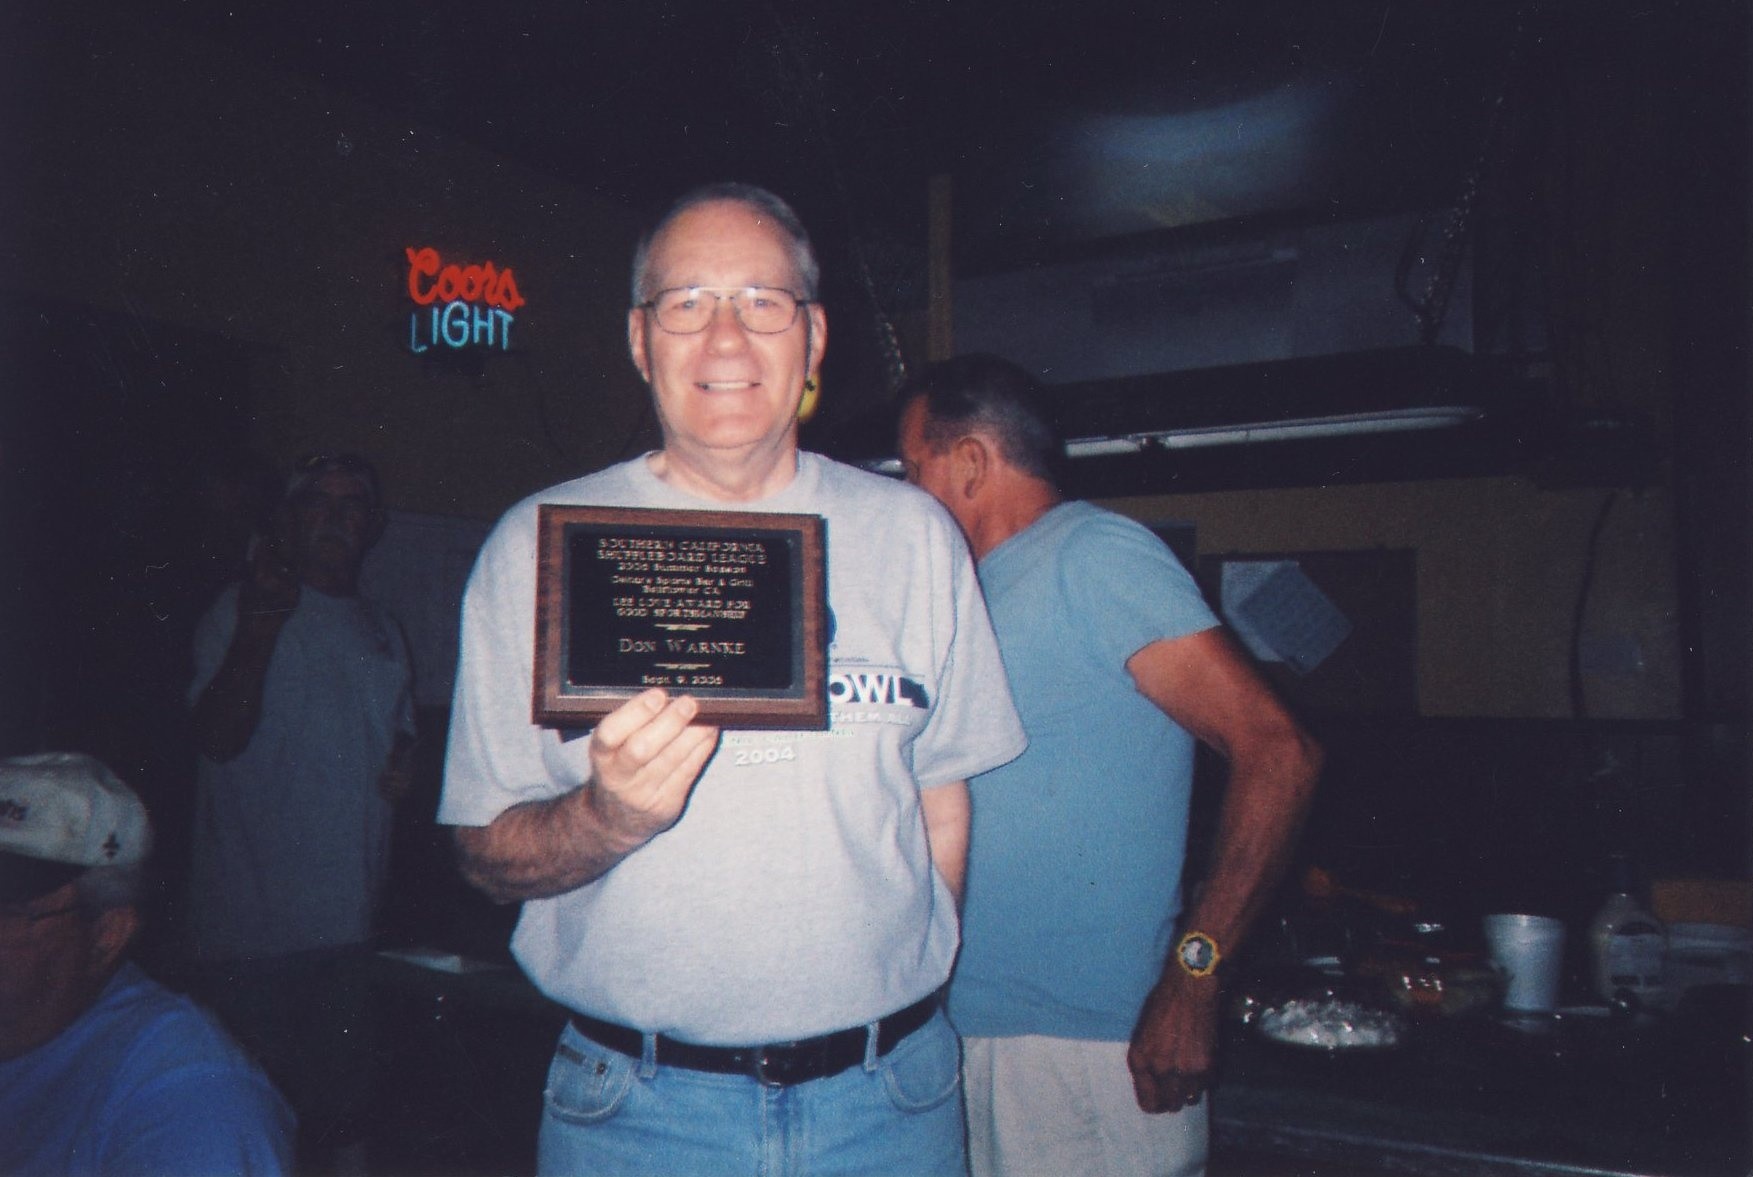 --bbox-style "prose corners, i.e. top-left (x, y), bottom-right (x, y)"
top-left (751, 1040), bottom-right (806, 1087)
